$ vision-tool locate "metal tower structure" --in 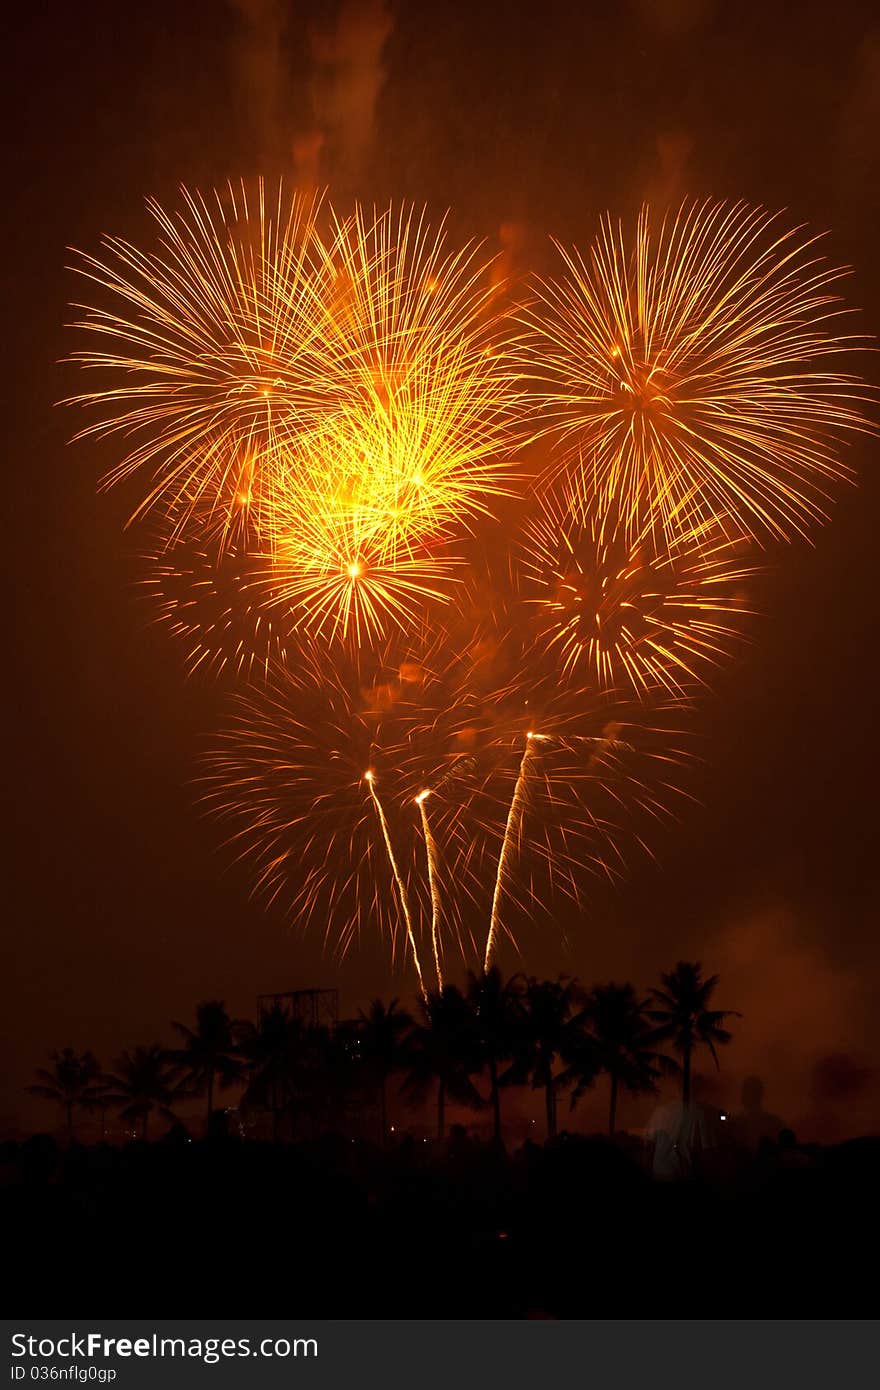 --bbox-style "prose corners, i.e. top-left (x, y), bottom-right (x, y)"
top-left (256, 987), bottom-right (339, 1031)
